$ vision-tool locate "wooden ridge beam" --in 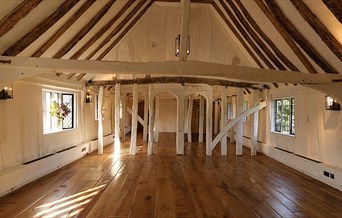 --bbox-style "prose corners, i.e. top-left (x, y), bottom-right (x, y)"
top-left (211, 2), bottom-right (263, 68)
top-left (0, 0), bottom-right (43, 38)
top-left (3, 0), bottom-right (79, 56)
top-left (290, 0), bottom-right (342, 61)
top-left (96, 0), bottom-right (152, 60)
top-left (71, 0), bottom-right (135, 60)
top-left (323, 0), bottom-right (342, 24)
top-left (2, 56), bottom-right (342, 85)
top-left (53, 0), bottom-right (116, 59)
top-left (33, 0), bottom-right (95, 57)
top-left (234, 0), bottom-right (298, 72)
top-left (219, 0), bottom-right (274, 70)
top-left (88, 0), bottom-right (148, 60)
top-left (264, 0), bottom-right (337, 74)
top-left (87, 76), bottom-right (256, 88)
top-left (255, 0), bottom-right (317, 74)
top-left (226, 0), bottom-right (286, 71)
